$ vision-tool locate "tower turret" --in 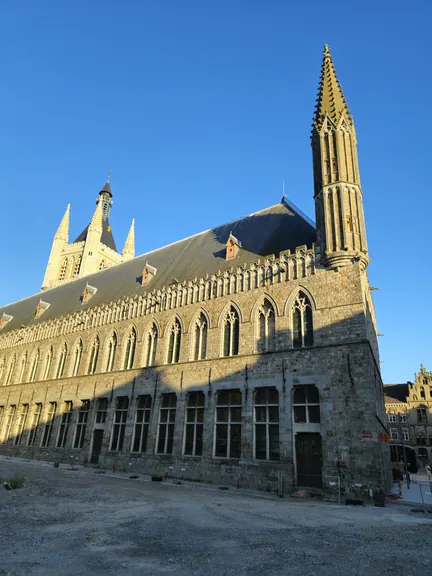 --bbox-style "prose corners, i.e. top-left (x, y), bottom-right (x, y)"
top-left (312, 45), bottom-right (369, 270)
